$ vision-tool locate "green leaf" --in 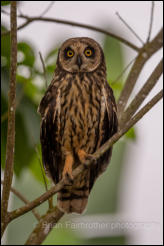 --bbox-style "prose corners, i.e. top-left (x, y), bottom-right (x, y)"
top-left (1, 1), bottom-right (10, 5)
top-left (17, 42), bottom-right (35, 67)
top-left (16, 74), bottom-right (43, 104)
top-left (110, 81), bottom-right (123, 92)
top-left (46, 64), bottom-right (56, 74)
top-left (1, 109), bottom-right (35, 176)
top-left (125, 127), bottom-right (136, 140)
top-left (103, 35), bottom-right (124, 100)
top-left (1, 75), bottom-right (41, 176)
top-left (109, 80), bottom-right (124, 101)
